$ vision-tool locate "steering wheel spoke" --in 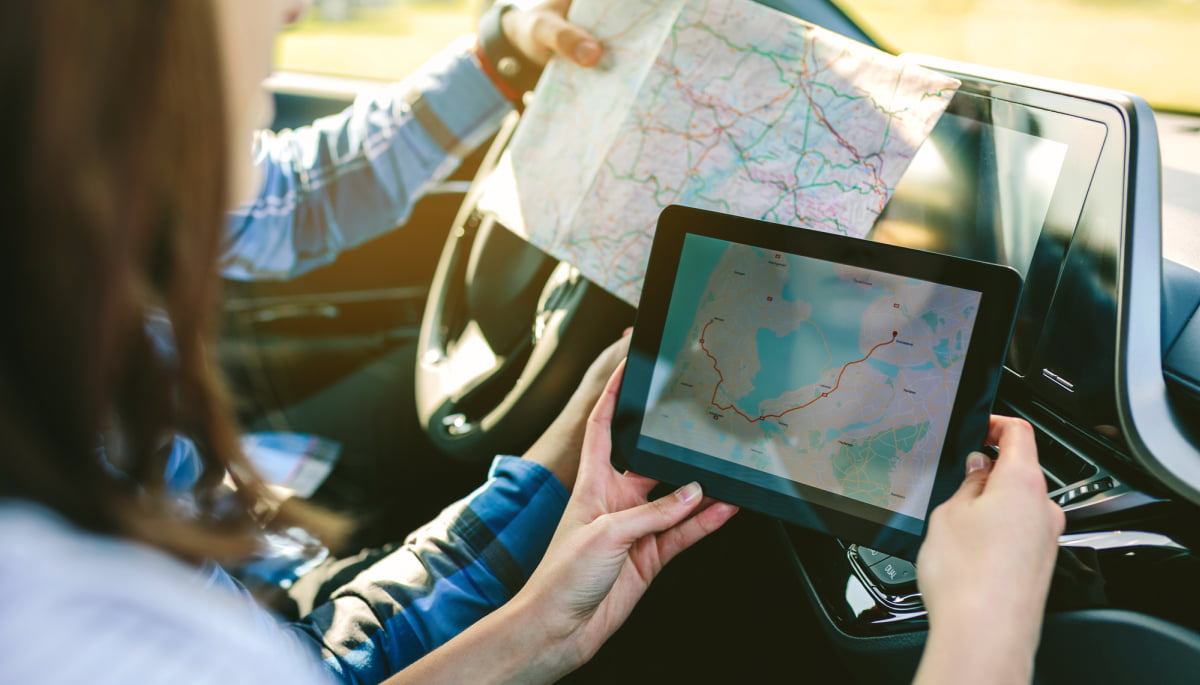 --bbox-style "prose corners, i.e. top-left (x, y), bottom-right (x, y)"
top-left (415, 114), bottom-right (634, 460)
